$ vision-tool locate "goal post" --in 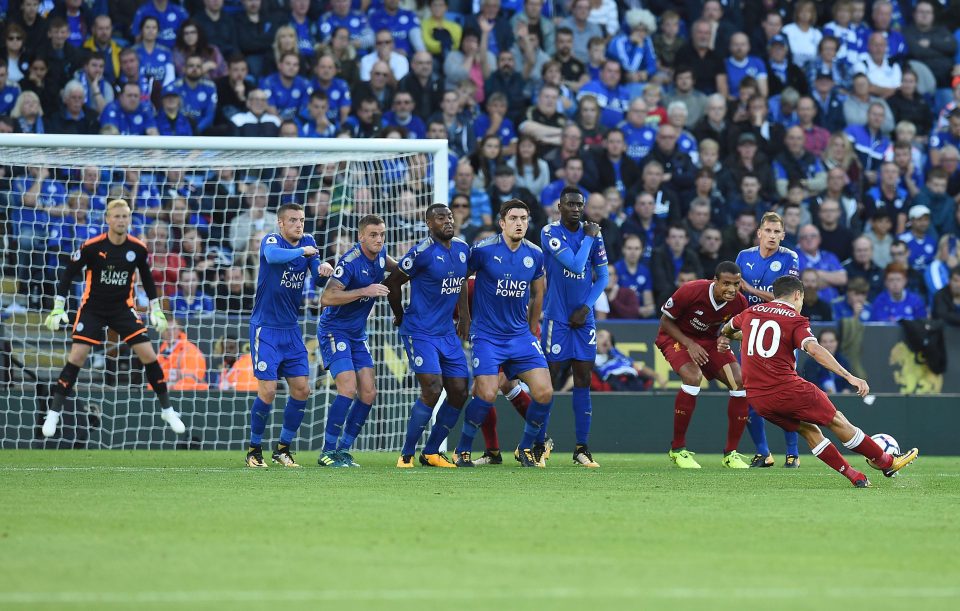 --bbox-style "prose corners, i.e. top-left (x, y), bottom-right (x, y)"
top-left (0, 133), bottom-right (450, 451)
